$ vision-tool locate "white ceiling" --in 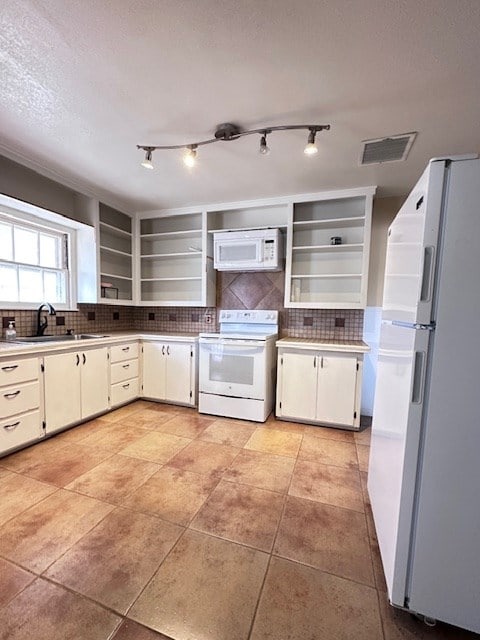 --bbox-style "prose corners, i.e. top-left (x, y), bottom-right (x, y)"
top-left (1, 0), bottom-right (480, 212)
